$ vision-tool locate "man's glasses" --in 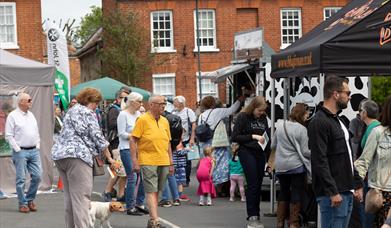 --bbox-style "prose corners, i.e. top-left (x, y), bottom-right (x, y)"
top-left (338, 90), bottom-right (351, 96)
top-left (153, 102), bottom-right (167, 106)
